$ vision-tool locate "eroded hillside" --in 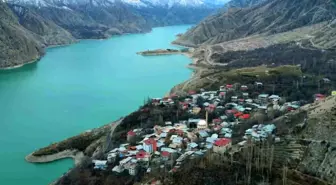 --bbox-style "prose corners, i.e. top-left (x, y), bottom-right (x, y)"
top-left (174, 0), bottom-right (336, 46)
